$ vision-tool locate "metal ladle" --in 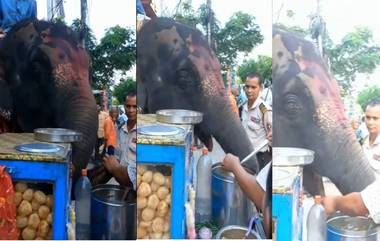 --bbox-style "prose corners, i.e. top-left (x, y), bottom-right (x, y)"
top-left (240, 139), bottom-right (269, 165)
